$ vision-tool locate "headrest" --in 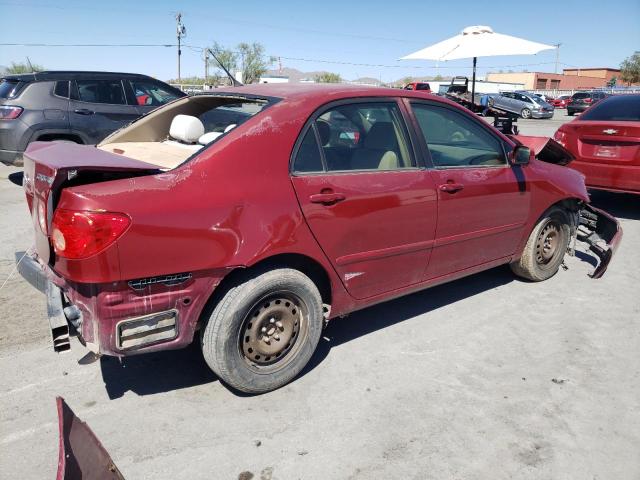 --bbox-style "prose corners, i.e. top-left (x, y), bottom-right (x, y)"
top-left (198, 131), bottom-right (223, 145)
top-left (170, 115), bottom-right (205, 144)
top-left (364, 122), bottom-right (397, 150)
top-left (316, 120), bottom-right (331, 146)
